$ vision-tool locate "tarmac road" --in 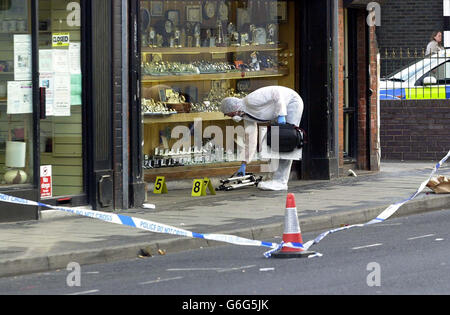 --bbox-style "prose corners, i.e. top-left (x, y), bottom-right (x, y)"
top-left (0, 208), bottom-right (449, 296)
